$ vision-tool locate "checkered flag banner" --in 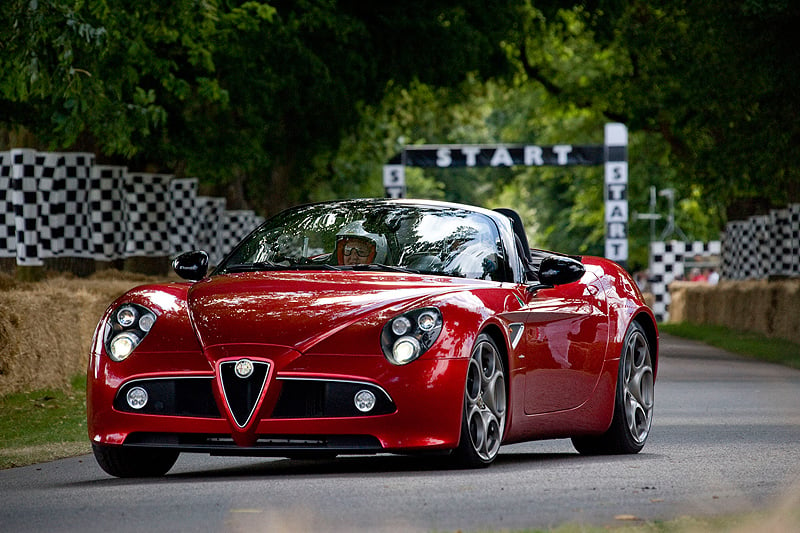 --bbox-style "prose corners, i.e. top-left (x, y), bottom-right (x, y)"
top-left (790, 204), bottom-right (800, 276)
top-left (722, 204), bottom-right (800, 280)
top-left (749, 215), bottom-right (771, 280)
top-left (0, 152), bottom-right (15, 258)
top-left (769, 209), bottom-right (795, 277)
top-left (168, 178), bottom-right (199, 255)
top-left (10, 149), bottom-right (58, 266)
top-left (196, 196), bottom-right (227, 264)
top-left (722, 221), bottom-right (748, 280)
top-left (0, 150), bottom-right (268, 270)
top-left (221, 210), bottom-right (265, 259)
top-left (648, 240), bottom-right (722, 322)
top-left (61, 152), bottom-right (95, 259)
top-left (90, 165), bottom-right (128, 261)
top-left (124, 173), bottom-right (171, 257)
top-left (5, 150), bottom-right (96, 265)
